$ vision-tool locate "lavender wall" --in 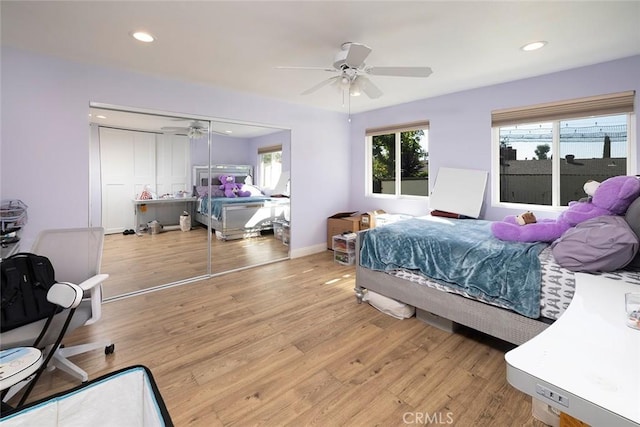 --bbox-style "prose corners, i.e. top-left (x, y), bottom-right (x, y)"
top-left (0, 47), bottom-right (349, 253)
top-left (2, 47), bottom-right (638, 253)
top-left (349, 55), bottom-right (640, 221)
top-left (190, 134), bottom-right (253, 167)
